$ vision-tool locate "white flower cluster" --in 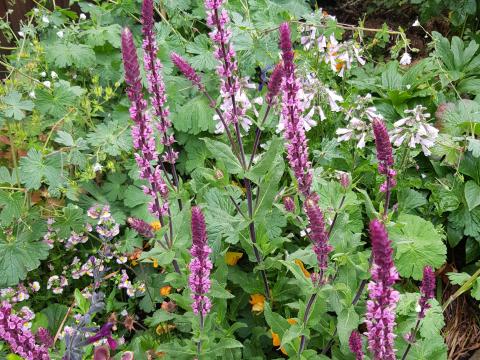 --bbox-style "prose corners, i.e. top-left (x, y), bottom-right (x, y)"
top-left (390, 105), bottom-right (438, 155)
top-left (301, 26), bottom-right (365, 77)
top-left (336, 94), bottom-right (383, 148)
top-left (276, 72), bottom-right (343, 133)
